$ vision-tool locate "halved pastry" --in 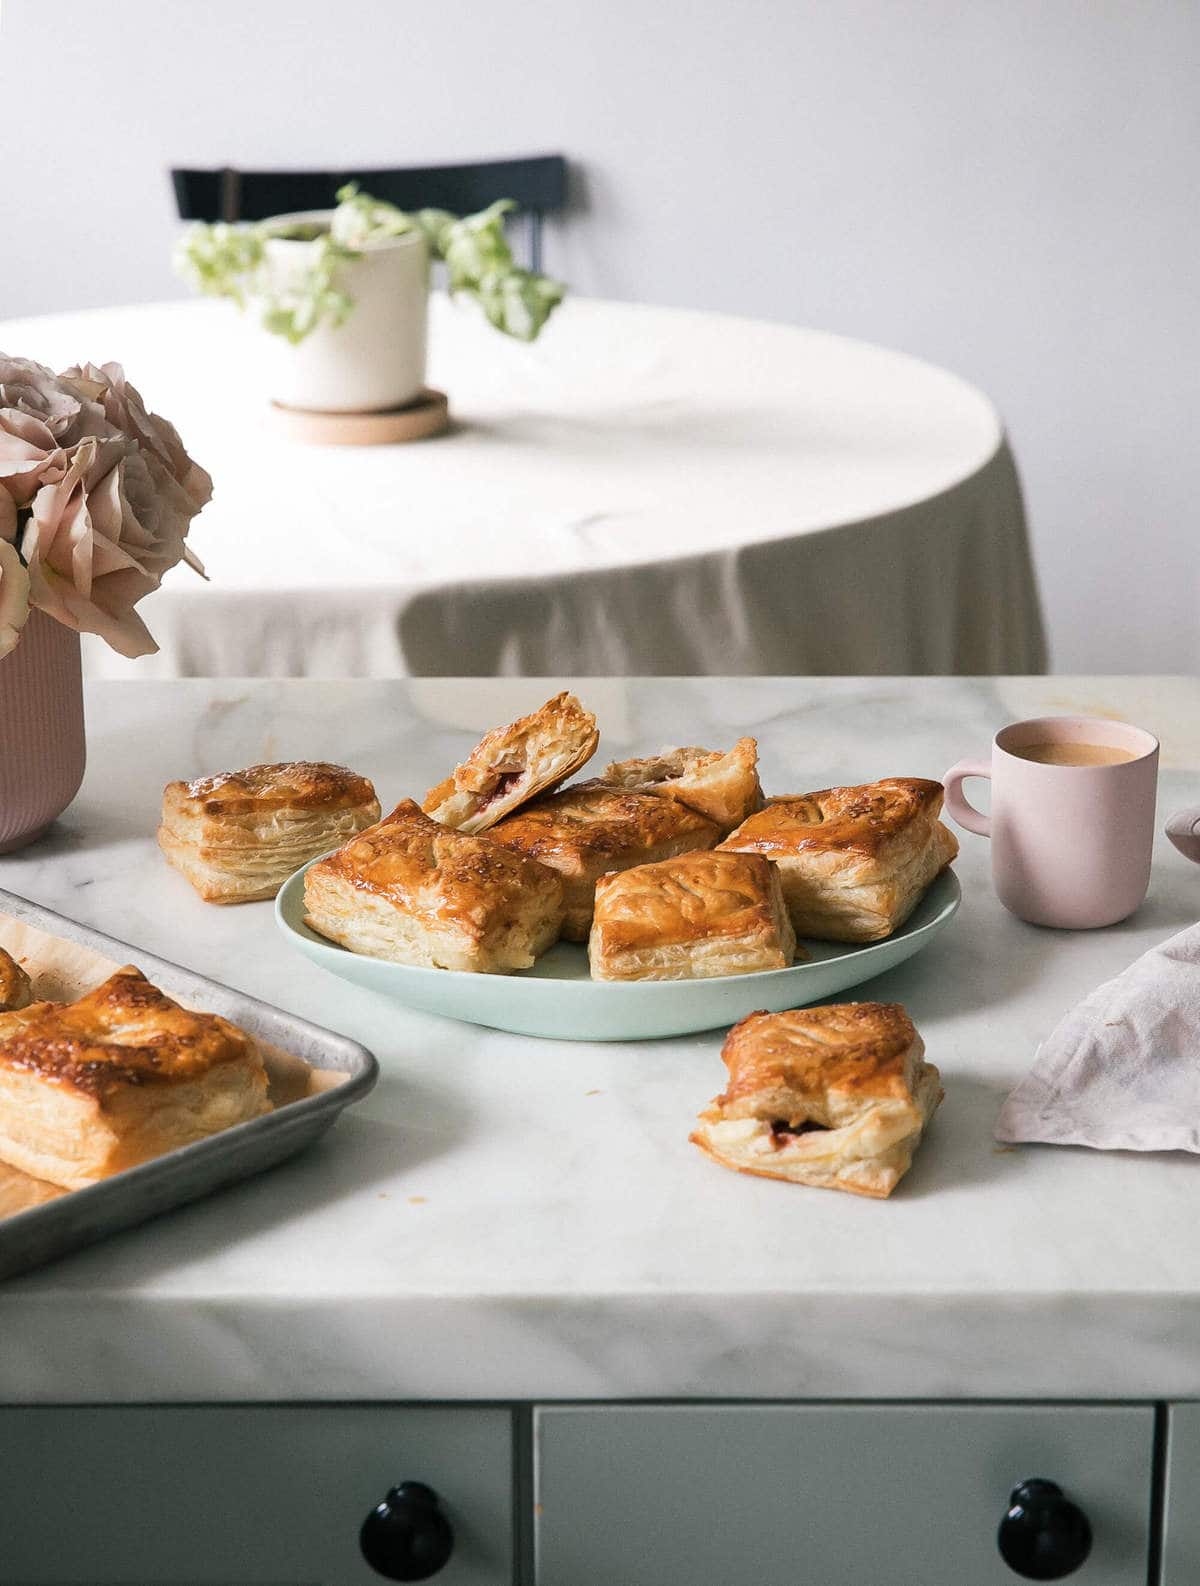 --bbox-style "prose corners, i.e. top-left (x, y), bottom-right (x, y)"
top-left (690, 1002), bottom-right (942, 1198)
top-left (719, 778), bottom-right (958, 942)
top-left (0, 967), bottom-right (272, 1190)
top-left (0, 947), bottom-right (32, 1012)
top-left (489, 784), bottom-right (720, 941)
top-left (304, 799), bottom-right (564, 973)
top-left (589, 850), bottom-right (799, 981)
top-left (597, 738), bottom-right (763, 832)
top-left (422, 691), bottom-right (599, 834)
top-left (158, 761), bottom-right (381, 904)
